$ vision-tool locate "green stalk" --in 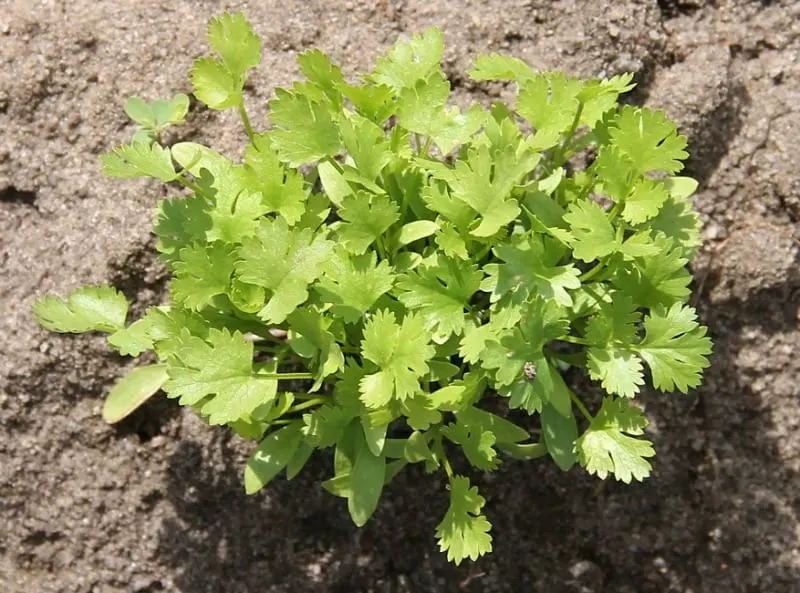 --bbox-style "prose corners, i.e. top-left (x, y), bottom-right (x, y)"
top-left (285, 397), bottom-right (328, 414)
top-left (553, 103), bottom-right (584, 167)
top-left (433, 436), bottom-right (454, 478)
top-left (579, 257), bottom-right (609, 283)
top-left (238, 101), bottom-right (255, 142)
top-left (570, 391), bottom-right (594, 421)
top-left (255, 372), bottom-right (314, 381)
top-left (419, 136), bottom-right (433, 158)
top-left (176, 176), bottom-right (204, 195)
top-left (326, 157), bottom-right (344, 174)
top-left (559, 335), bottom-right (590, 346)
